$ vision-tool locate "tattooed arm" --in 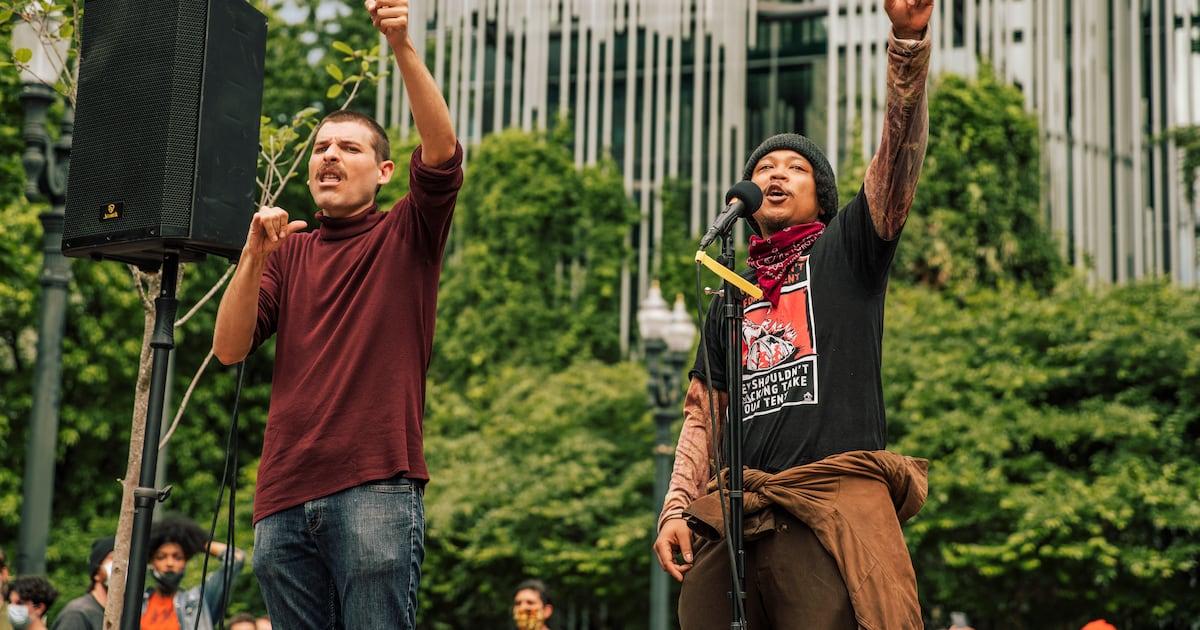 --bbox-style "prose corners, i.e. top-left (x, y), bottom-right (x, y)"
top-left (652, 377), bottom-right (728, 581)
top-left (866, 3), bottom-right (933, 240)
top-left (657, 378), bottom-right (728, 531)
